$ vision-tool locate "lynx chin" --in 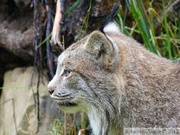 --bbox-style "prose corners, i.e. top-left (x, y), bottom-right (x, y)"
top-left (48, 22), bottom-right (180, 135)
